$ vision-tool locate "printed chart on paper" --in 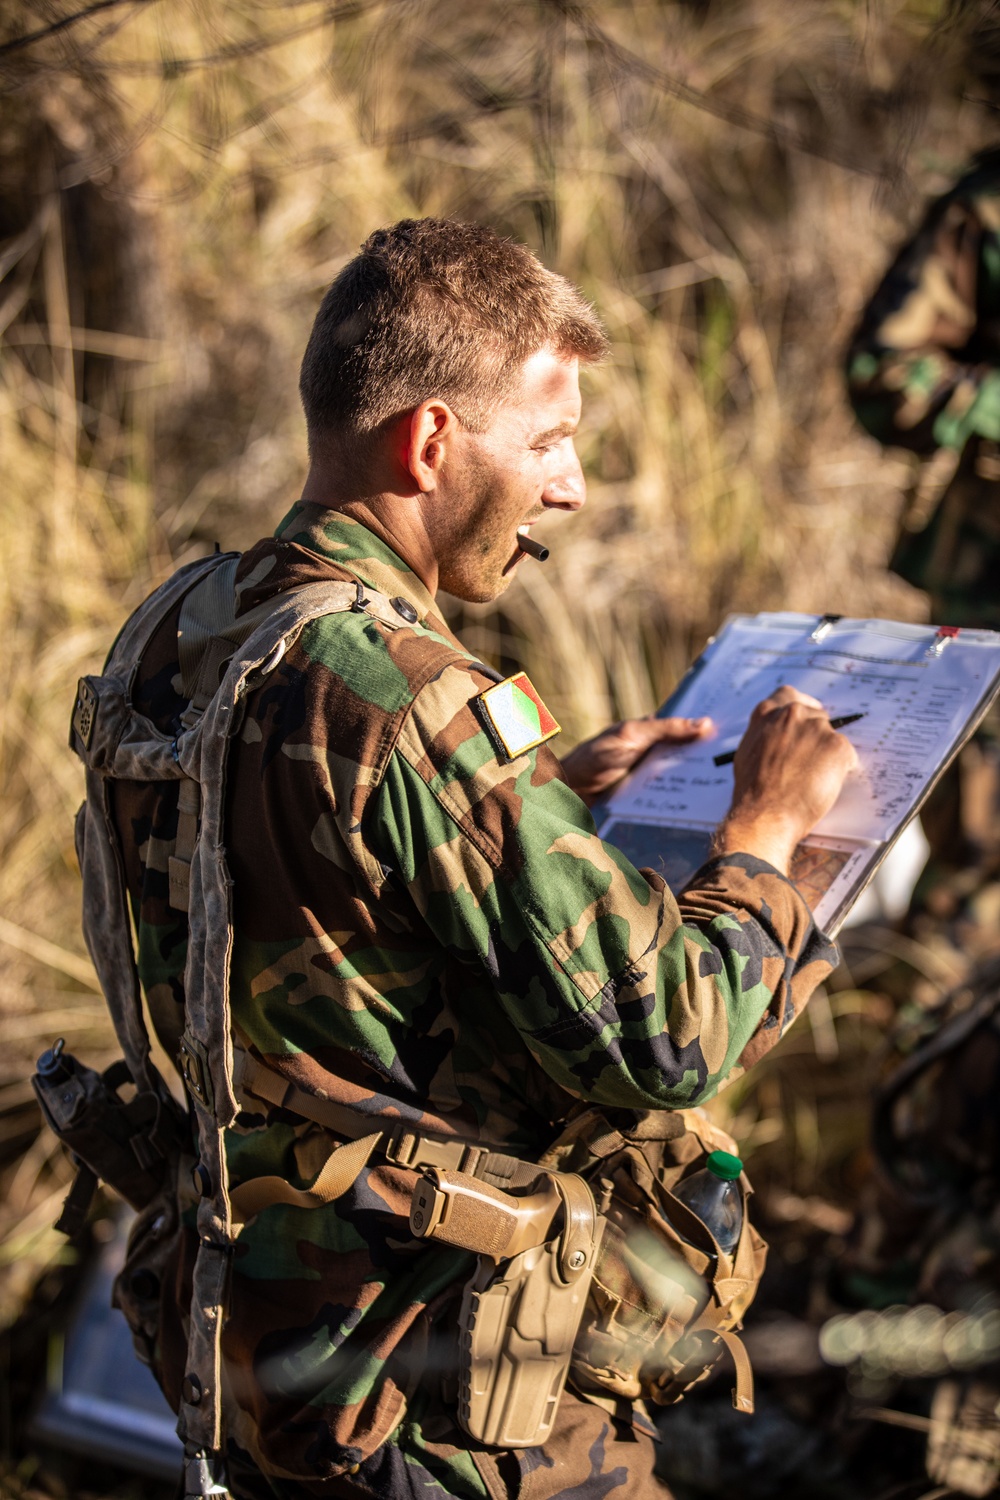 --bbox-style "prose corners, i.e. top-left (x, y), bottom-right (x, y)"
top-left (598, 613), bottom-right (1000, 932)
